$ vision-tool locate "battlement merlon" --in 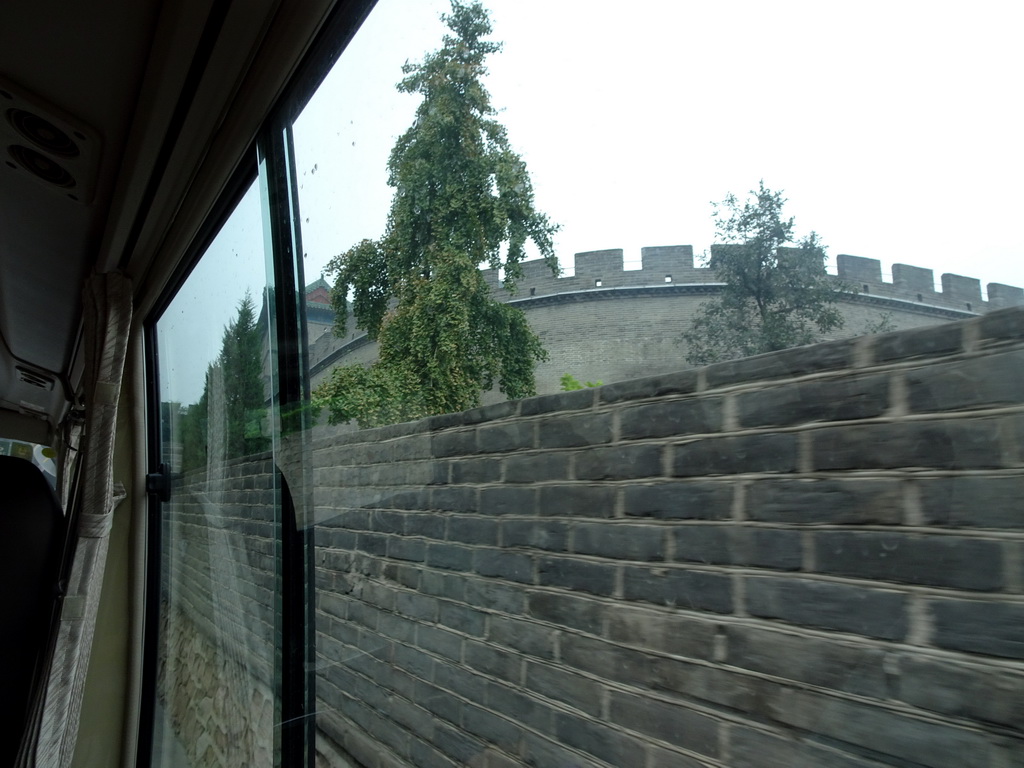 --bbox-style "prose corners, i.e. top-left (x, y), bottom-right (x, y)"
top-left (482, 245), bottom-right (707, 297)
top-left (989, 284), bottom-right (1024, 309)
top-left (834, 253), bottom-right (1022, 309)
top-left (641, 245), bottom-right (696, 273)
top-left (443, 246), bottom-right (1021, 308)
